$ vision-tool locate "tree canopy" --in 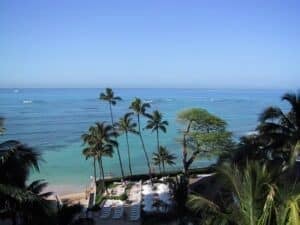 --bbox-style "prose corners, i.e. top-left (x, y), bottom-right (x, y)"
top-left (177, 108), bottom-right (233, 174)
top-left (178, 108), bottom-right (227, 133)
